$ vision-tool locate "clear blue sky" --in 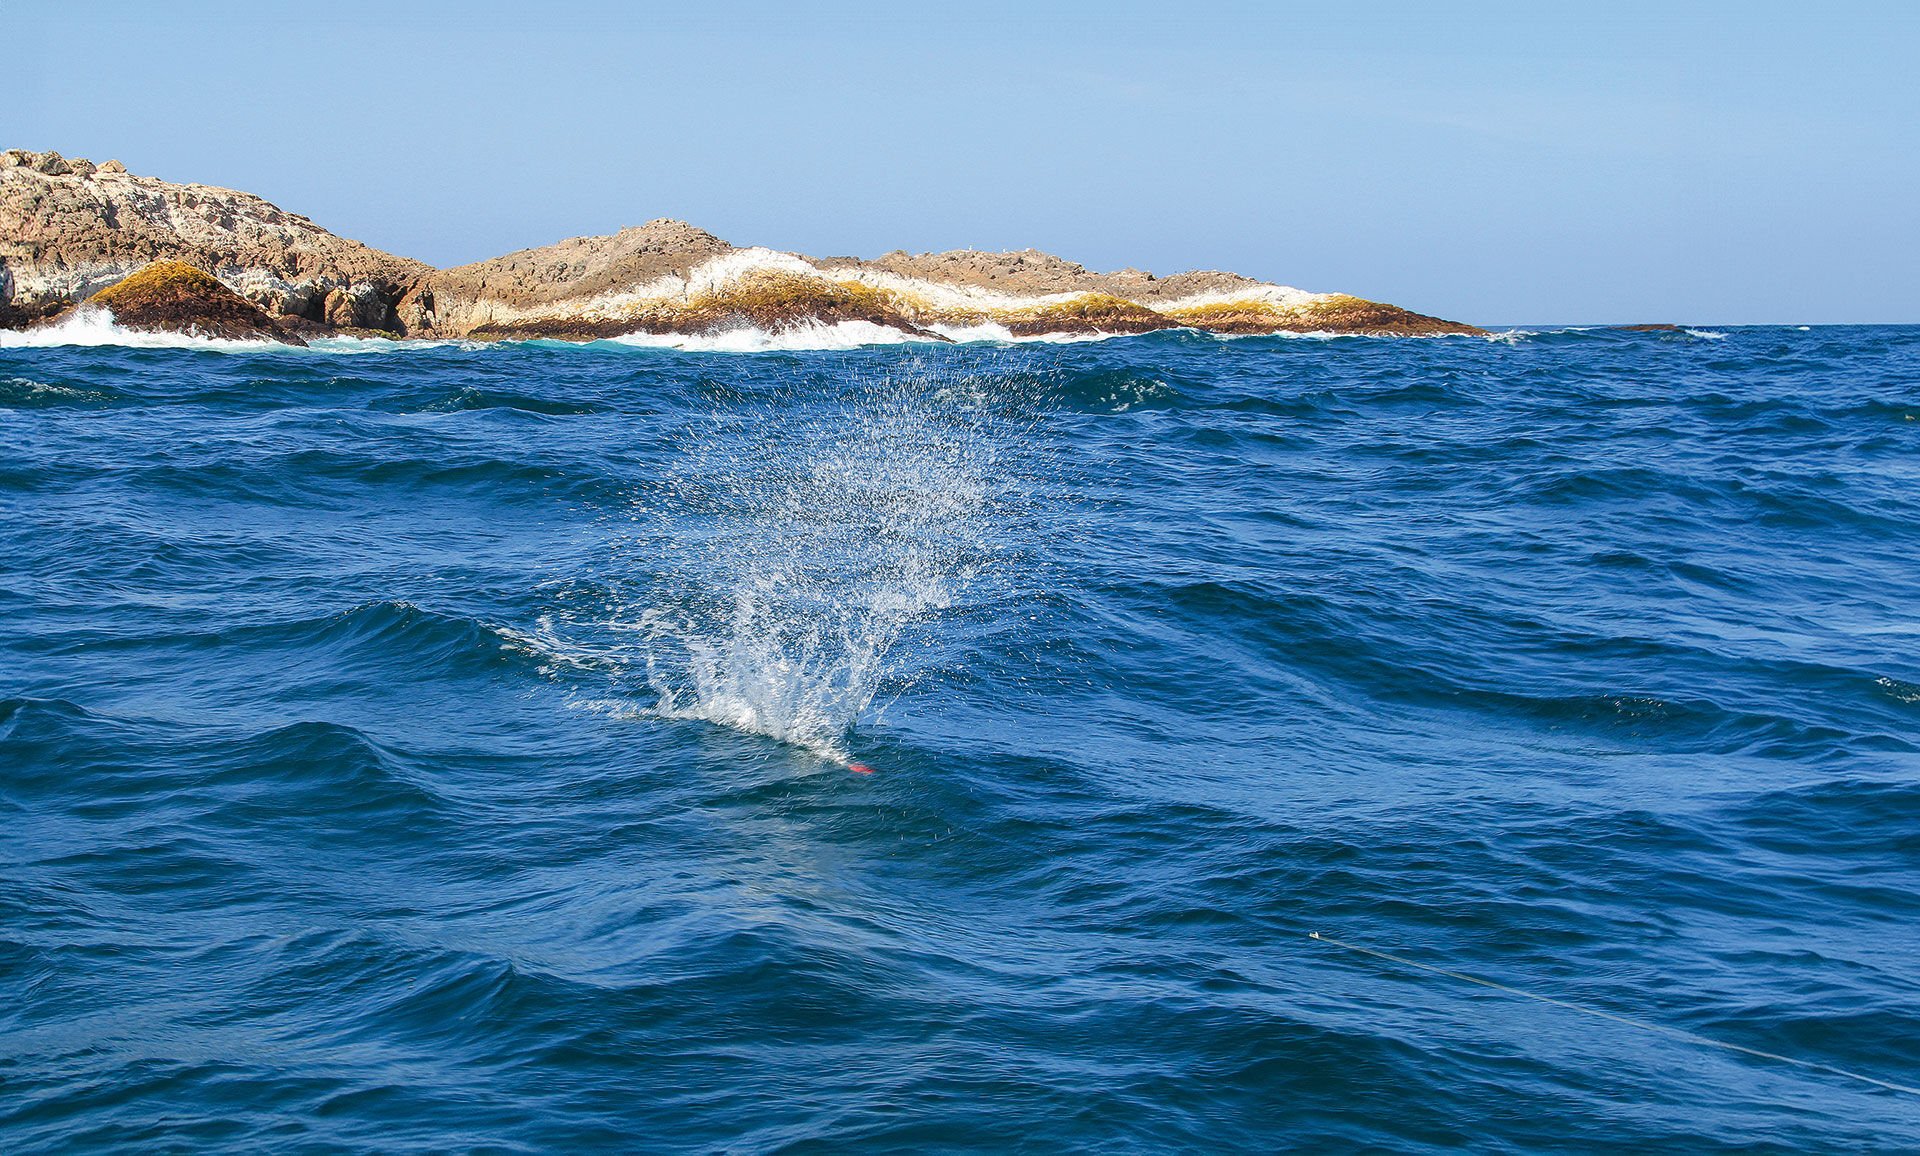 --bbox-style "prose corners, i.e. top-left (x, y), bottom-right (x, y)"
top-left (11, 1), bottom-right (1917, 323)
